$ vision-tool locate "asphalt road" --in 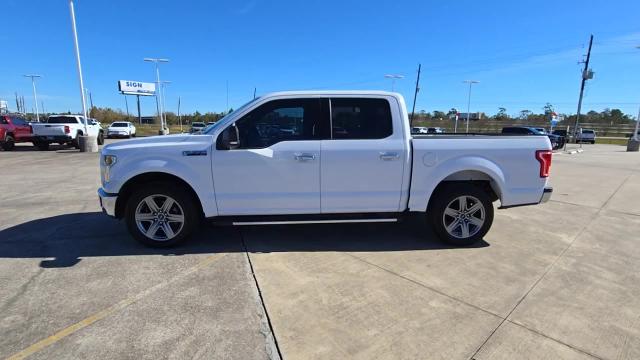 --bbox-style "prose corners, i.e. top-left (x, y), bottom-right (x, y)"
top-left (1, 140), bottom-right (639, 360)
